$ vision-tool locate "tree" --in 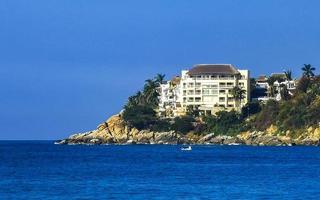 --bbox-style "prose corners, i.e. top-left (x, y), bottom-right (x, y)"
top-left (143, 79), bottom-right (160, 108)
top-left (241, 101), bottom-right (262, 119)
top-left (309, 76), bottom-right (320, 96)
top-left (171, 116), bottom-right (194, 134)
top-left (302, 64), bottom-right (315, 78)
top-left (279, 84), bottom-right (290, 101)
top-left (186, 105), bottom-right (200, 117)
top-left (127, 91), bottom-right (145, 107)
top-left (150, 119), bottom-right (171, 132)
top-left (253, 100), bottom-right (279, 130)
top-left (249, 78), bottom-right (257, 100)
top-left (203, 110), bottom-right (243, 136)
top-left (267, 75), bottom-right (285, 85)
top-left (284, 69), bottom-right (292, 81)
top-left (267, 74), bottom-right (285, 97)
top-left (155, 73), bottom-right (165, 84)
top-left (296, 76), bottom-right (311, 93)
top-left (122, 104), bottom-right (157, 130)
top-left (123, 74), bottom-right (167, 130)
top-left (268, 85), bottom-right (276, 97)
top-left (231, 86), bottom-right (246, 108)
top-left (305, 96), bottom-right (320, 125)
